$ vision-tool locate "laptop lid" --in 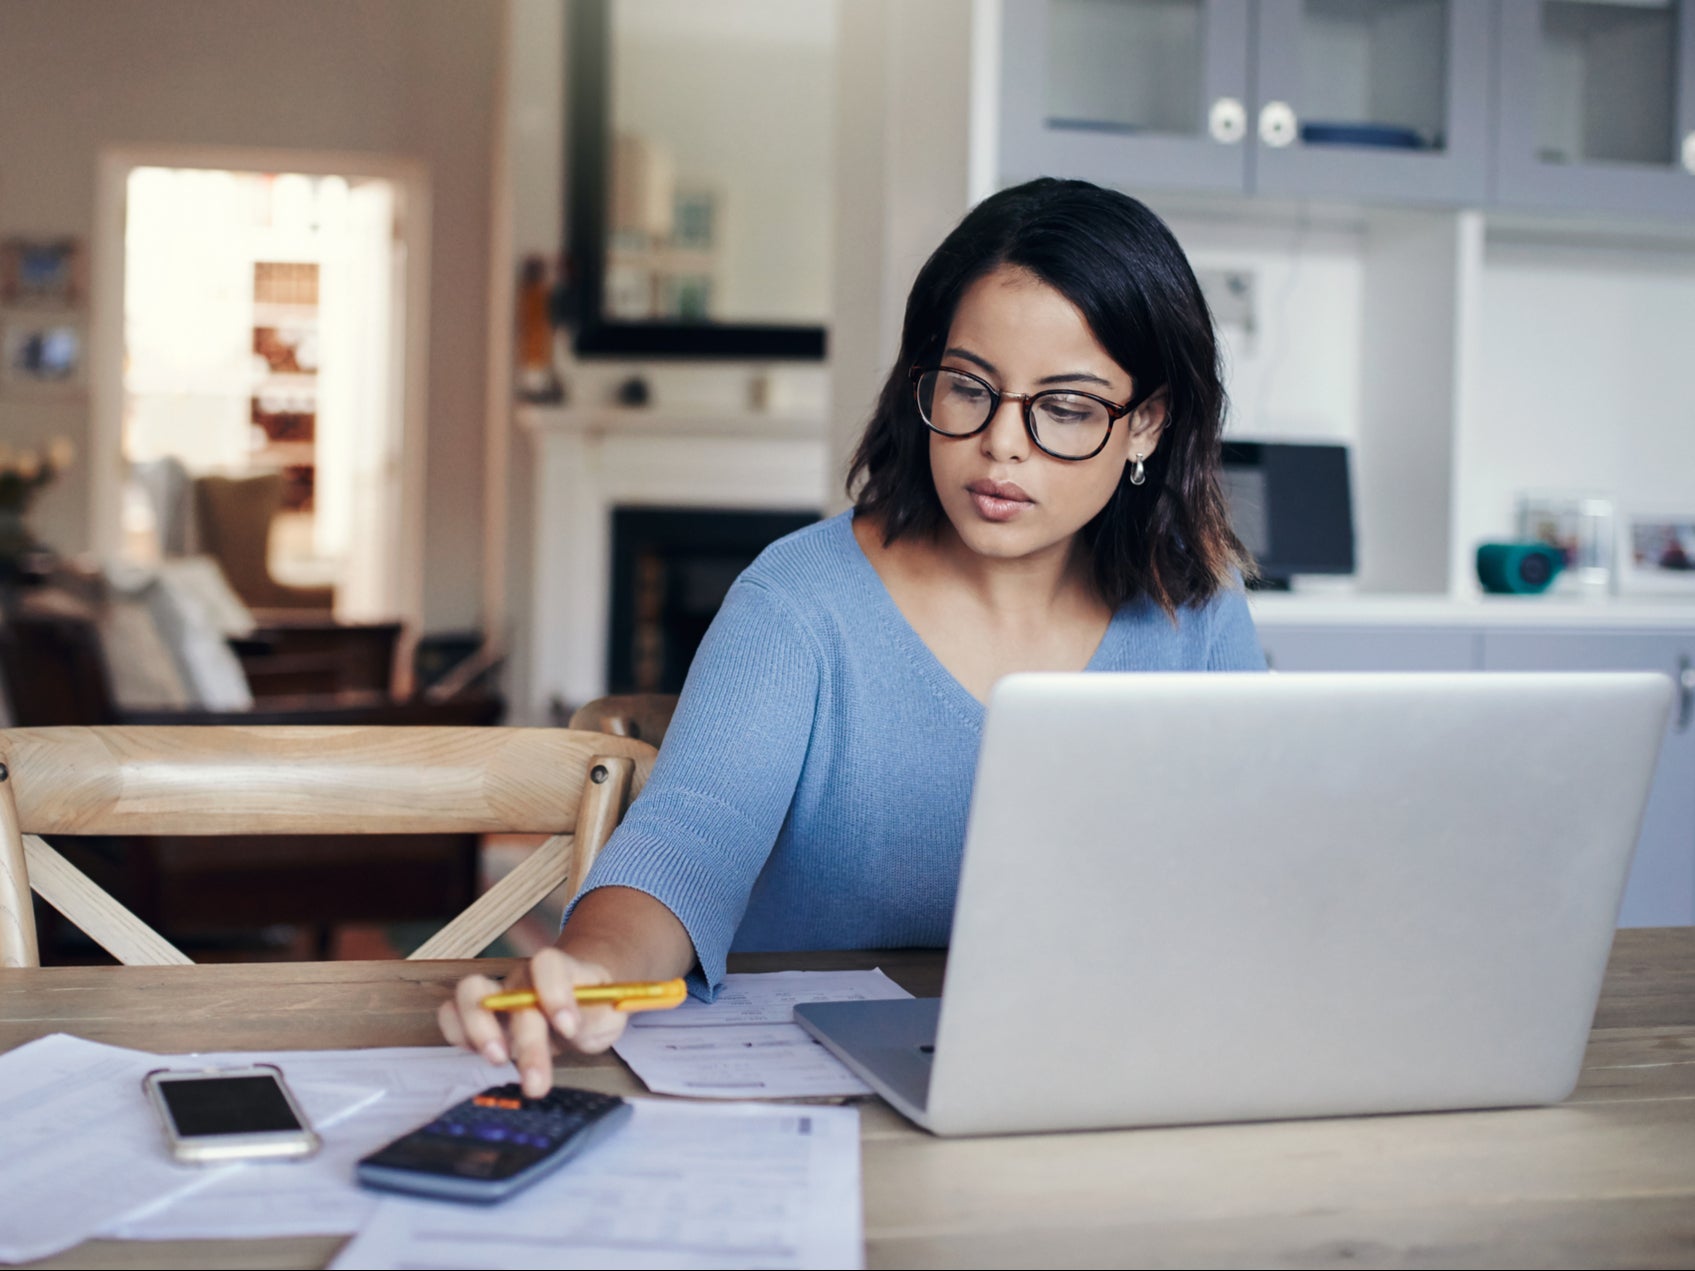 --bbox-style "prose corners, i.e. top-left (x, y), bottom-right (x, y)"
top-left (912, 671), bottom-right (1671, 1136)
